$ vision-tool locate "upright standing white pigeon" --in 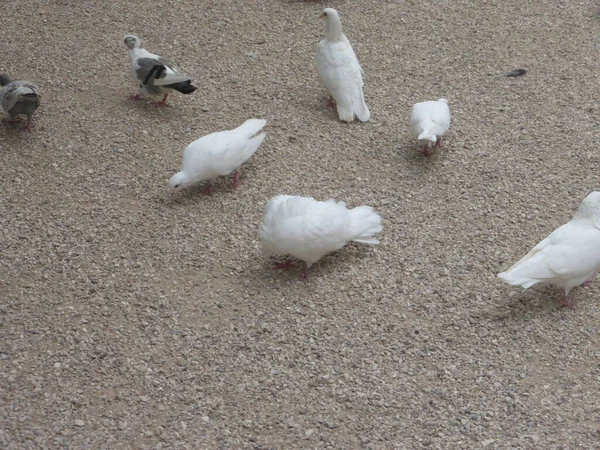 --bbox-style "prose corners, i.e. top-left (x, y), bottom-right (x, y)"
top-left (315, 8), bottom-right (370, 123)
top-left (498, 191), bottom-right (600, 308)
top-left (410, 98), bottom-right (450, 156)
top-left (260, 195), bottom-right (383, 279)
top-left (124, 34), bottom-right (196, 106)
top-left (169, 119), bottom-right (266, 194)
